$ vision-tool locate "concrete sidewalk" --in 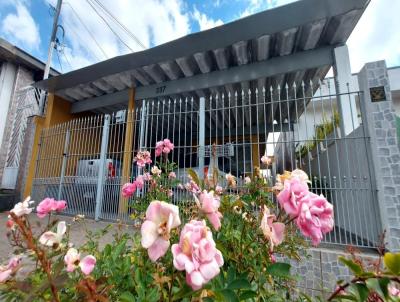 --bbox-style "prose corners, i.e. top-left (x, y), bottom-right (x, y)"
top-left (0, 212), bottom-right (135, 262)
